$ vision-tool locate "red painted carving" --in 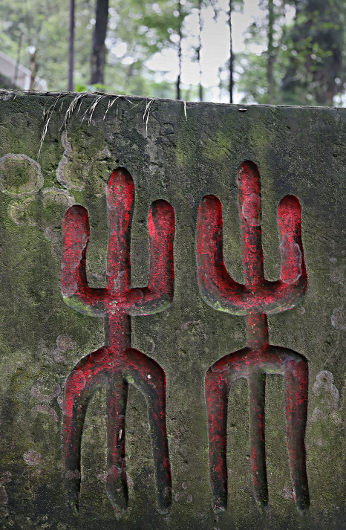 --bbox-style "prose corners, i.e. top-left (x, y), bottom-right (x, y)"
top-left (197, 161), bottom-right (309, 514)
top-left (61, 168), bottom-right (174, 518)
